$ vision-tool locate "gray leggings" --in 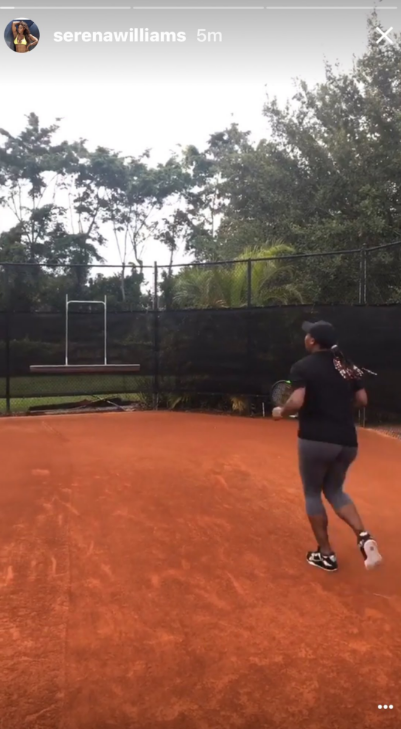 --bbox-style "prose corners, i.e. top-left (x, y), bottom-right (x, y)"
top-left (298, 439), bottom-right (357, 516)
